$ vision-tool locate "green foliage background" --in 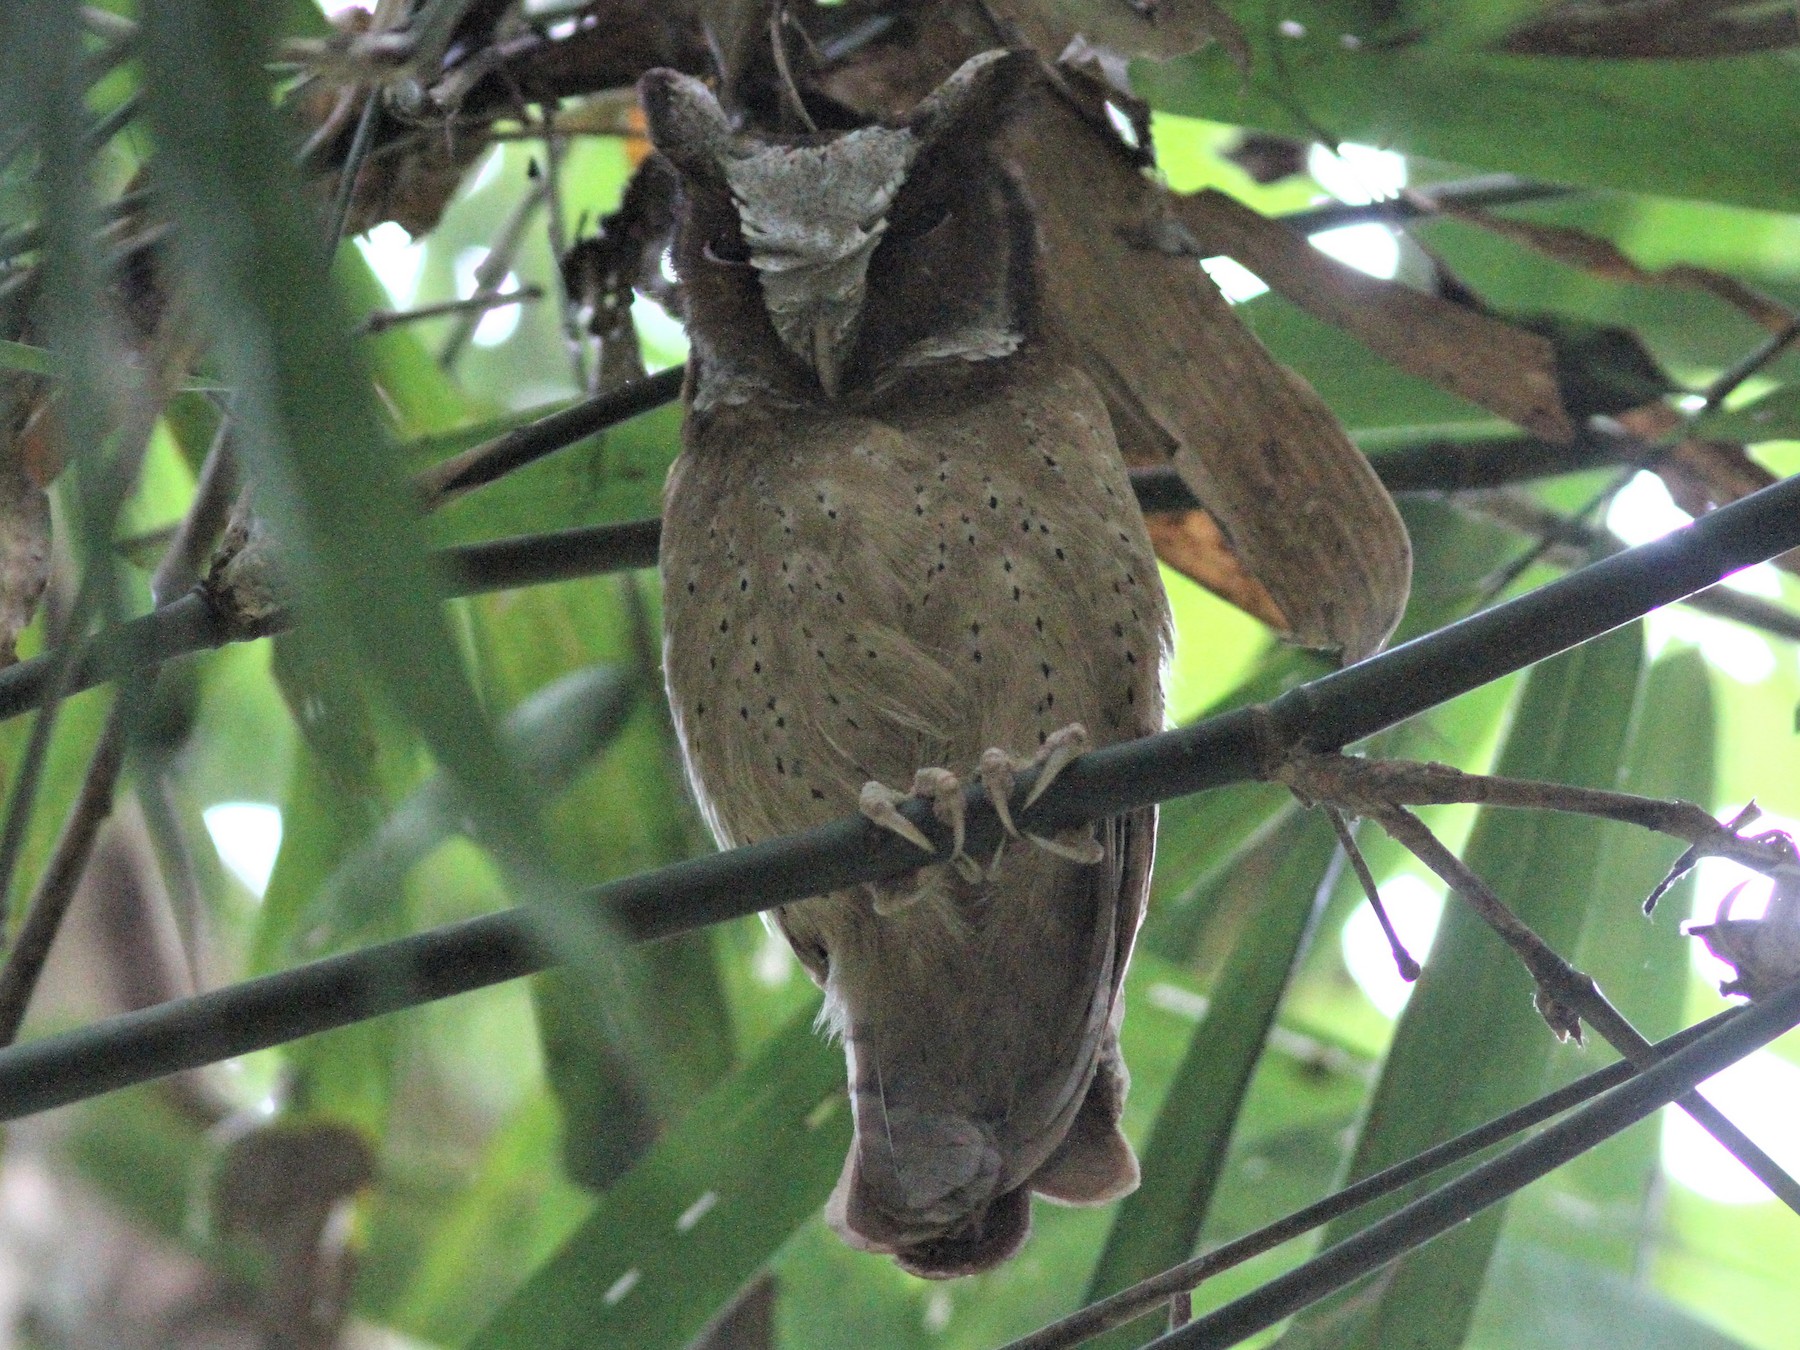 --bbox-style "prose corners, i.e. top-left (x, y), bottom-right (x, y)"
top-left (3, 1), bottom-right (1800, 1347)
